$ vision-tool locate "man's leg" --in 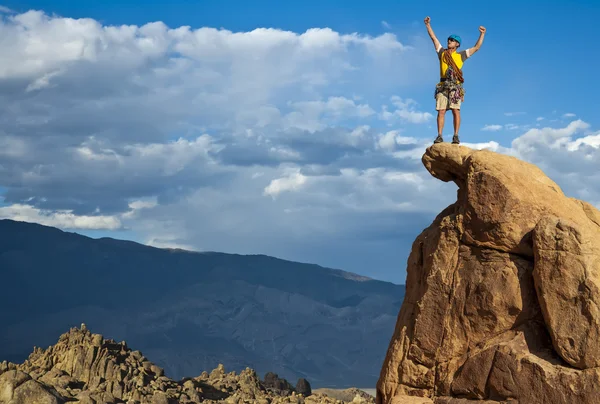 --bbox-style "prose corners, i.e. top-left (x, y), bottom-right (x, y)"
top-left (435, 109), bottom-right (446, 143)
top-left (451, 107), bottom-right (461, 144)
top-left (434, 92), bottom-right (447, 143)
